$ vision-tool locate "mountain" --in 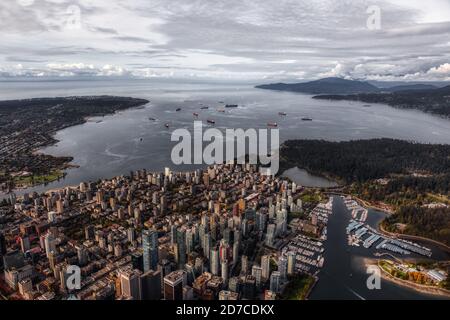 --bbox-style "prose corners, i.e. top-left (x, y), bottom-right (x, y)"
top-left (256, 77), bottom-right (379, 94)
top-left (382, 84), bottom-right (438, 92)
top-left (313, 85), bottom-right (450, 117)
